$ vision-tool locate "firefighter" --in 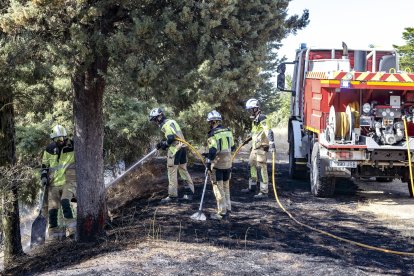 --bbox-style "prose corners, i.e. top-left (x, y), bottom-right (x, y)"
top-left (41, 125), bottom-right (77, 240)
top-left (241, 98), bottom-right (275, 198)
top-left (203, 110), bottom-right (235, 220)
top-left (149, 108), bottom-right (194, 203)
